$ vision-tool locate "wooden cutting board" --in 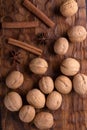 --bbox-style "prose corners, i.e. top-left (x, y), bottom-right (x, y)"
top-left (0, 0), bottom-right (87, 130)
